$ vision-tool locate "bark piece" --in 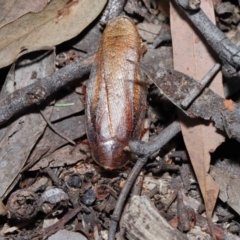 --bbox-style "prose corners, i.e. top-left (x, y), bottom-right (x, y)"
top-left (143, 47), bottom-right (173, 69)
top-left (213, 158), bottom-right (240, 176)
top-left (137, 63), bottom-right (240, 142)
top-left (224, 232), bottom-right (240, 240)
top-left (210, 165), bottom-right (240, 216)
top-left (122, 196), bottom-right (187, 240)
top-left (177, 191), bottom-right (191, 232)
top-left (215, 2), bottom-right (235, 16)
